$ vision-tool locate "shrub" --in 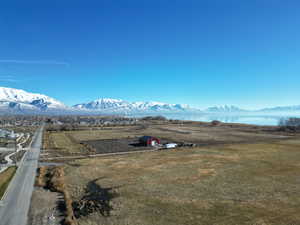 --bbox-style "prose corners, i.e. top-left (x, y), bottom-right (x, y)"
top-left (211, 120), bottom-right (222, 126)
top-left (141, 116), bottom-right (167, 121)
top-left (278, 117), bottom-right (300, 132)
